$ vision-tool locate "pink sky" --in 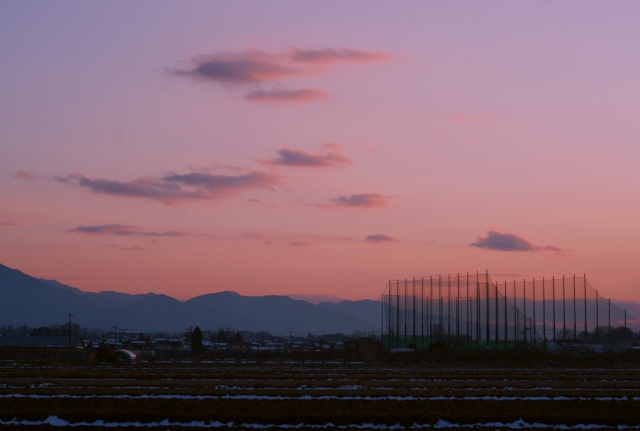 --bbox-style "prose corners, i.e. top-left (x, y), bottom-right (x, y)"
top-left (1, 2), bottom-right (639, 301)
